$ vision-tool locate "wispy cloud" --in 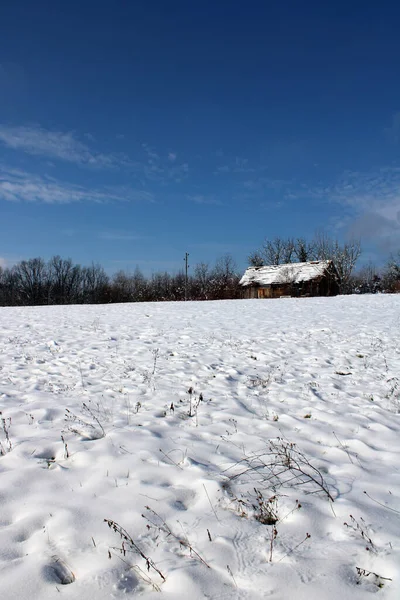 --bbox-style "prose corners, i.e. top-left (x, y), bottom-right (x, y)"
top-left (0, 124), bottom-right (131, 168)
top-left (0, 255), bottom-right (21, 269)
top-left (187, 194), bottom-right (222, 206)
top-left (243, 177), bottom-right (292, 192)
top-left (0, 165), bottom-right (154, 204)
top-left (315, 167), bottom-right (400, 219)
top-left (142, 143), bottom-right (160, 162)
top-left (312, 166), bottom-right (400, 250)
top-left (215, 157), bottom-right (256, 175)
top-left (61, 228), bottom-right (78, 237)
top-left (238, 165), bottom-right (400, 251)
top-left (142, 143), bottom-right (189, 183)
top-left (0, 124), bottom-right (128, 168)
top-left (234, 175), bottom-right (294, 206)
top-left (215, 165), bottom-right (230, 174)
top-left (0, 124), bottom-right (191, 186)
top-left (99, 231), bottom-right (149, 241)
